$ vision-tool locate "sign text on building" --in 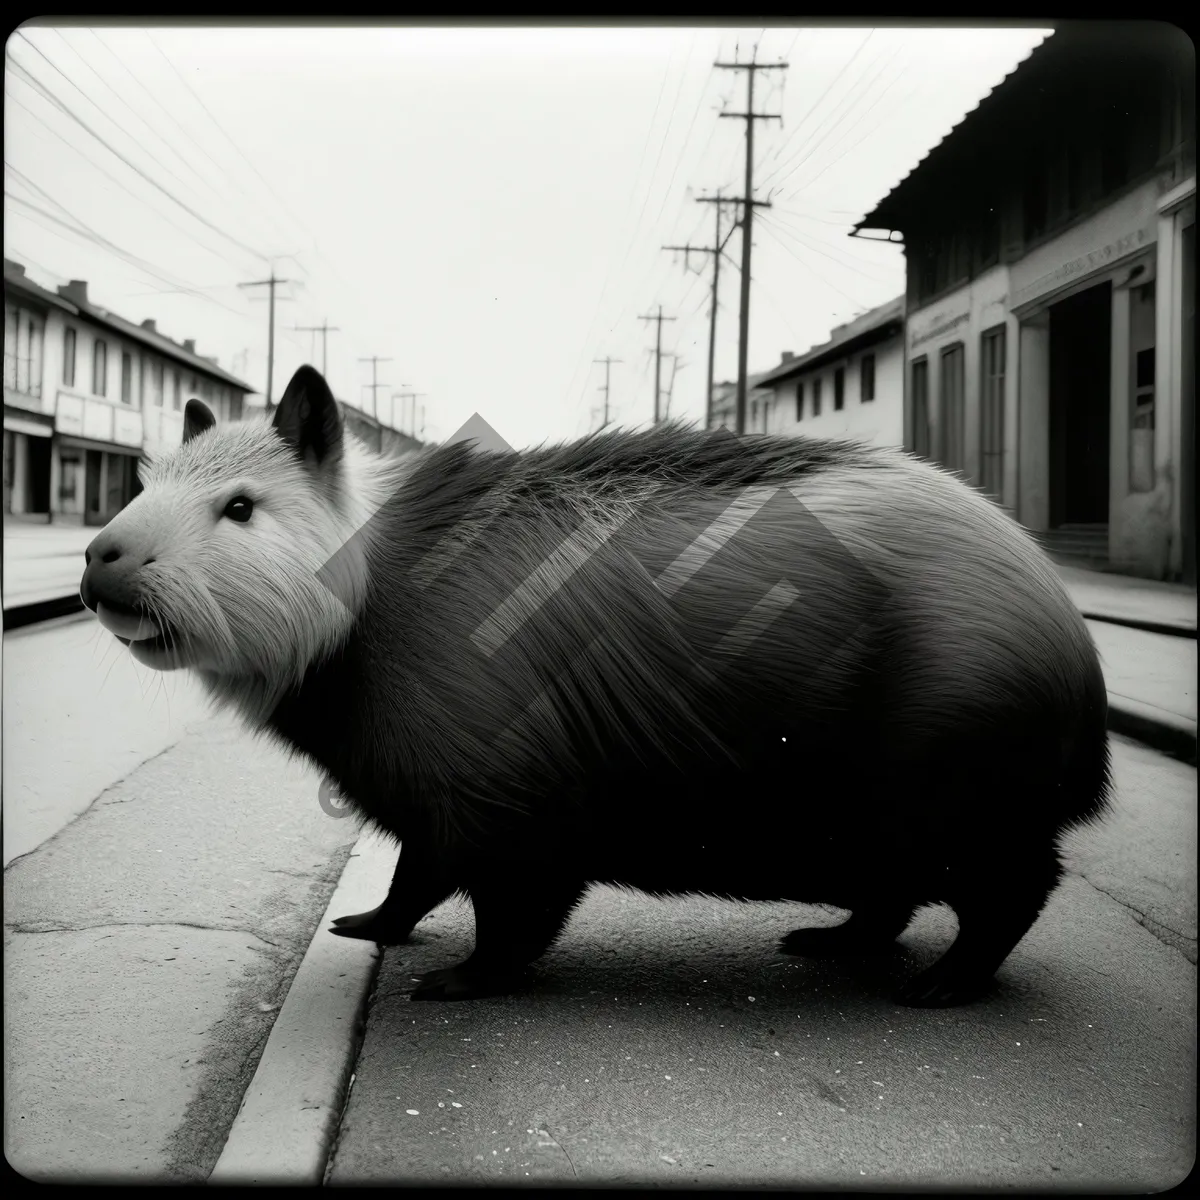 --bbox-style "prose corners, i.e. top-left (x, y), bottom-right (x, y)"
top-left (910, 310), bottom-right (970, 351)
top-left (1012, 227), bottom-right (1152, 309)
